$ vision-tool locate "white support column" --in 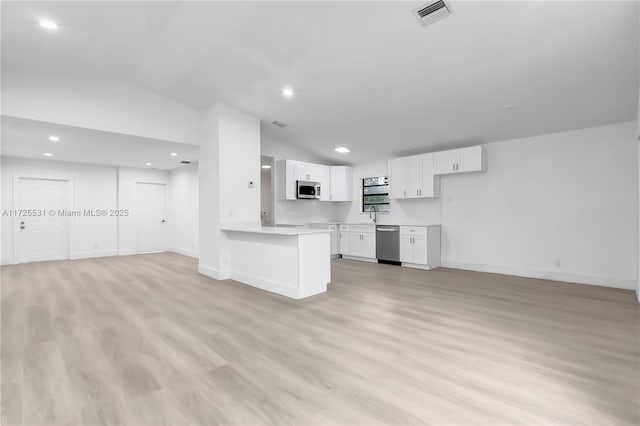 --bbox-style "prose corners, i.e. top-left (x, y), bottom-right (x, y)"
top-left (198, 103), bottom-right (261, 281)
